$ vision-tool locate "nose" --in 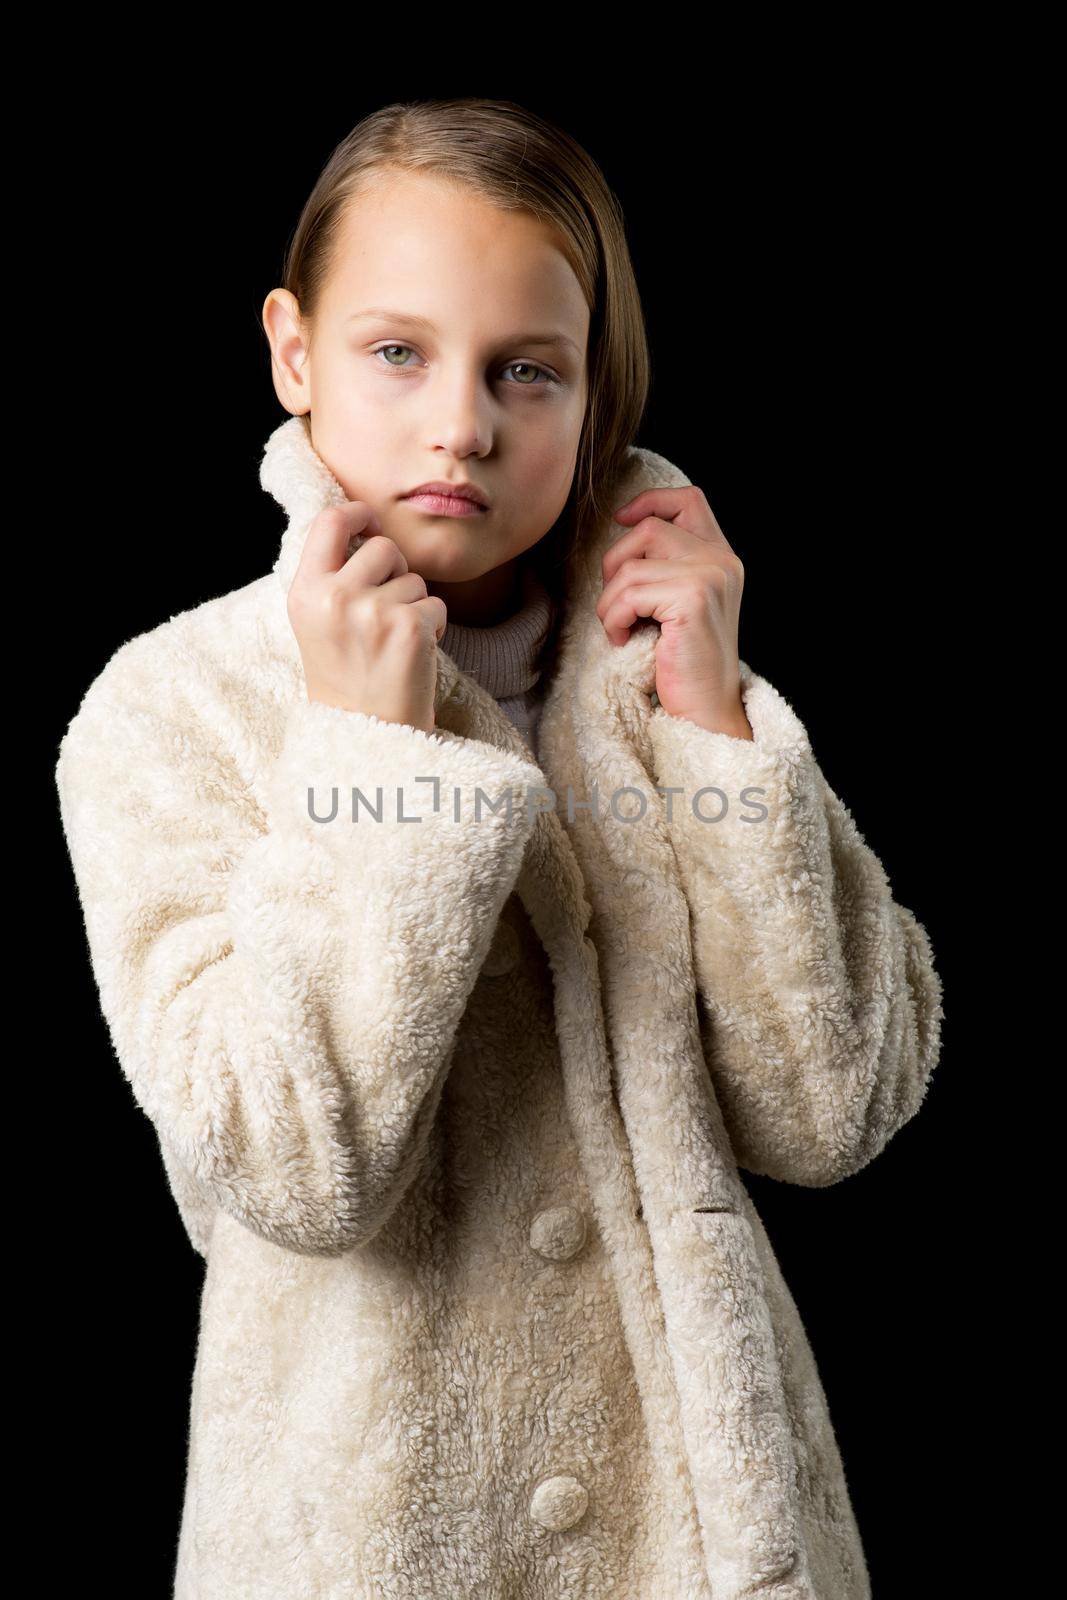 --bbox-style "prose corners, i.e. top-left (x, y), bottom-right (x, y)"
top-left (425, 369), bottom-right (493, 459)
